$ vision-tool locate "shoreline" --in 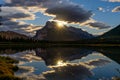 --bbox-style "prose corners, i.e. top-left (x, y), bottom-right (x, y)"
top-left (0, 43), bottom-right (120, 47)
